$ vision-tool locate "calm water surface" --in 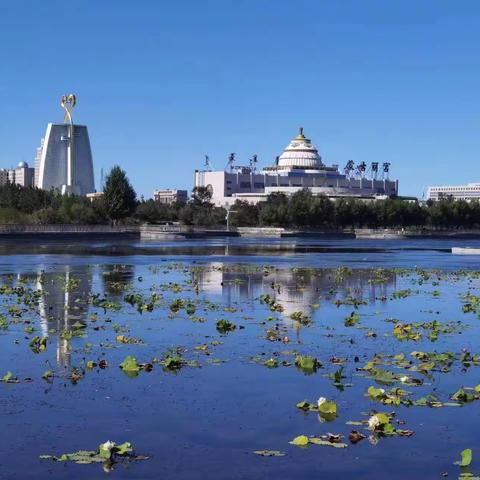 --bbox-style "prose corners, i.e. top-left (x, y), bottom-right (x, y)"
top-left (1, 237), bottom-right (480, 479)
